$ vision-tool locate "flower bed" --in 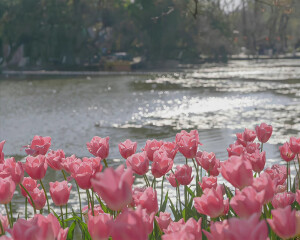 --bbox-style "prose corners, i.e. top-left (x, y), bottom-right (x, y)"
top-left (0, 123), bottom-right (300, 239)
